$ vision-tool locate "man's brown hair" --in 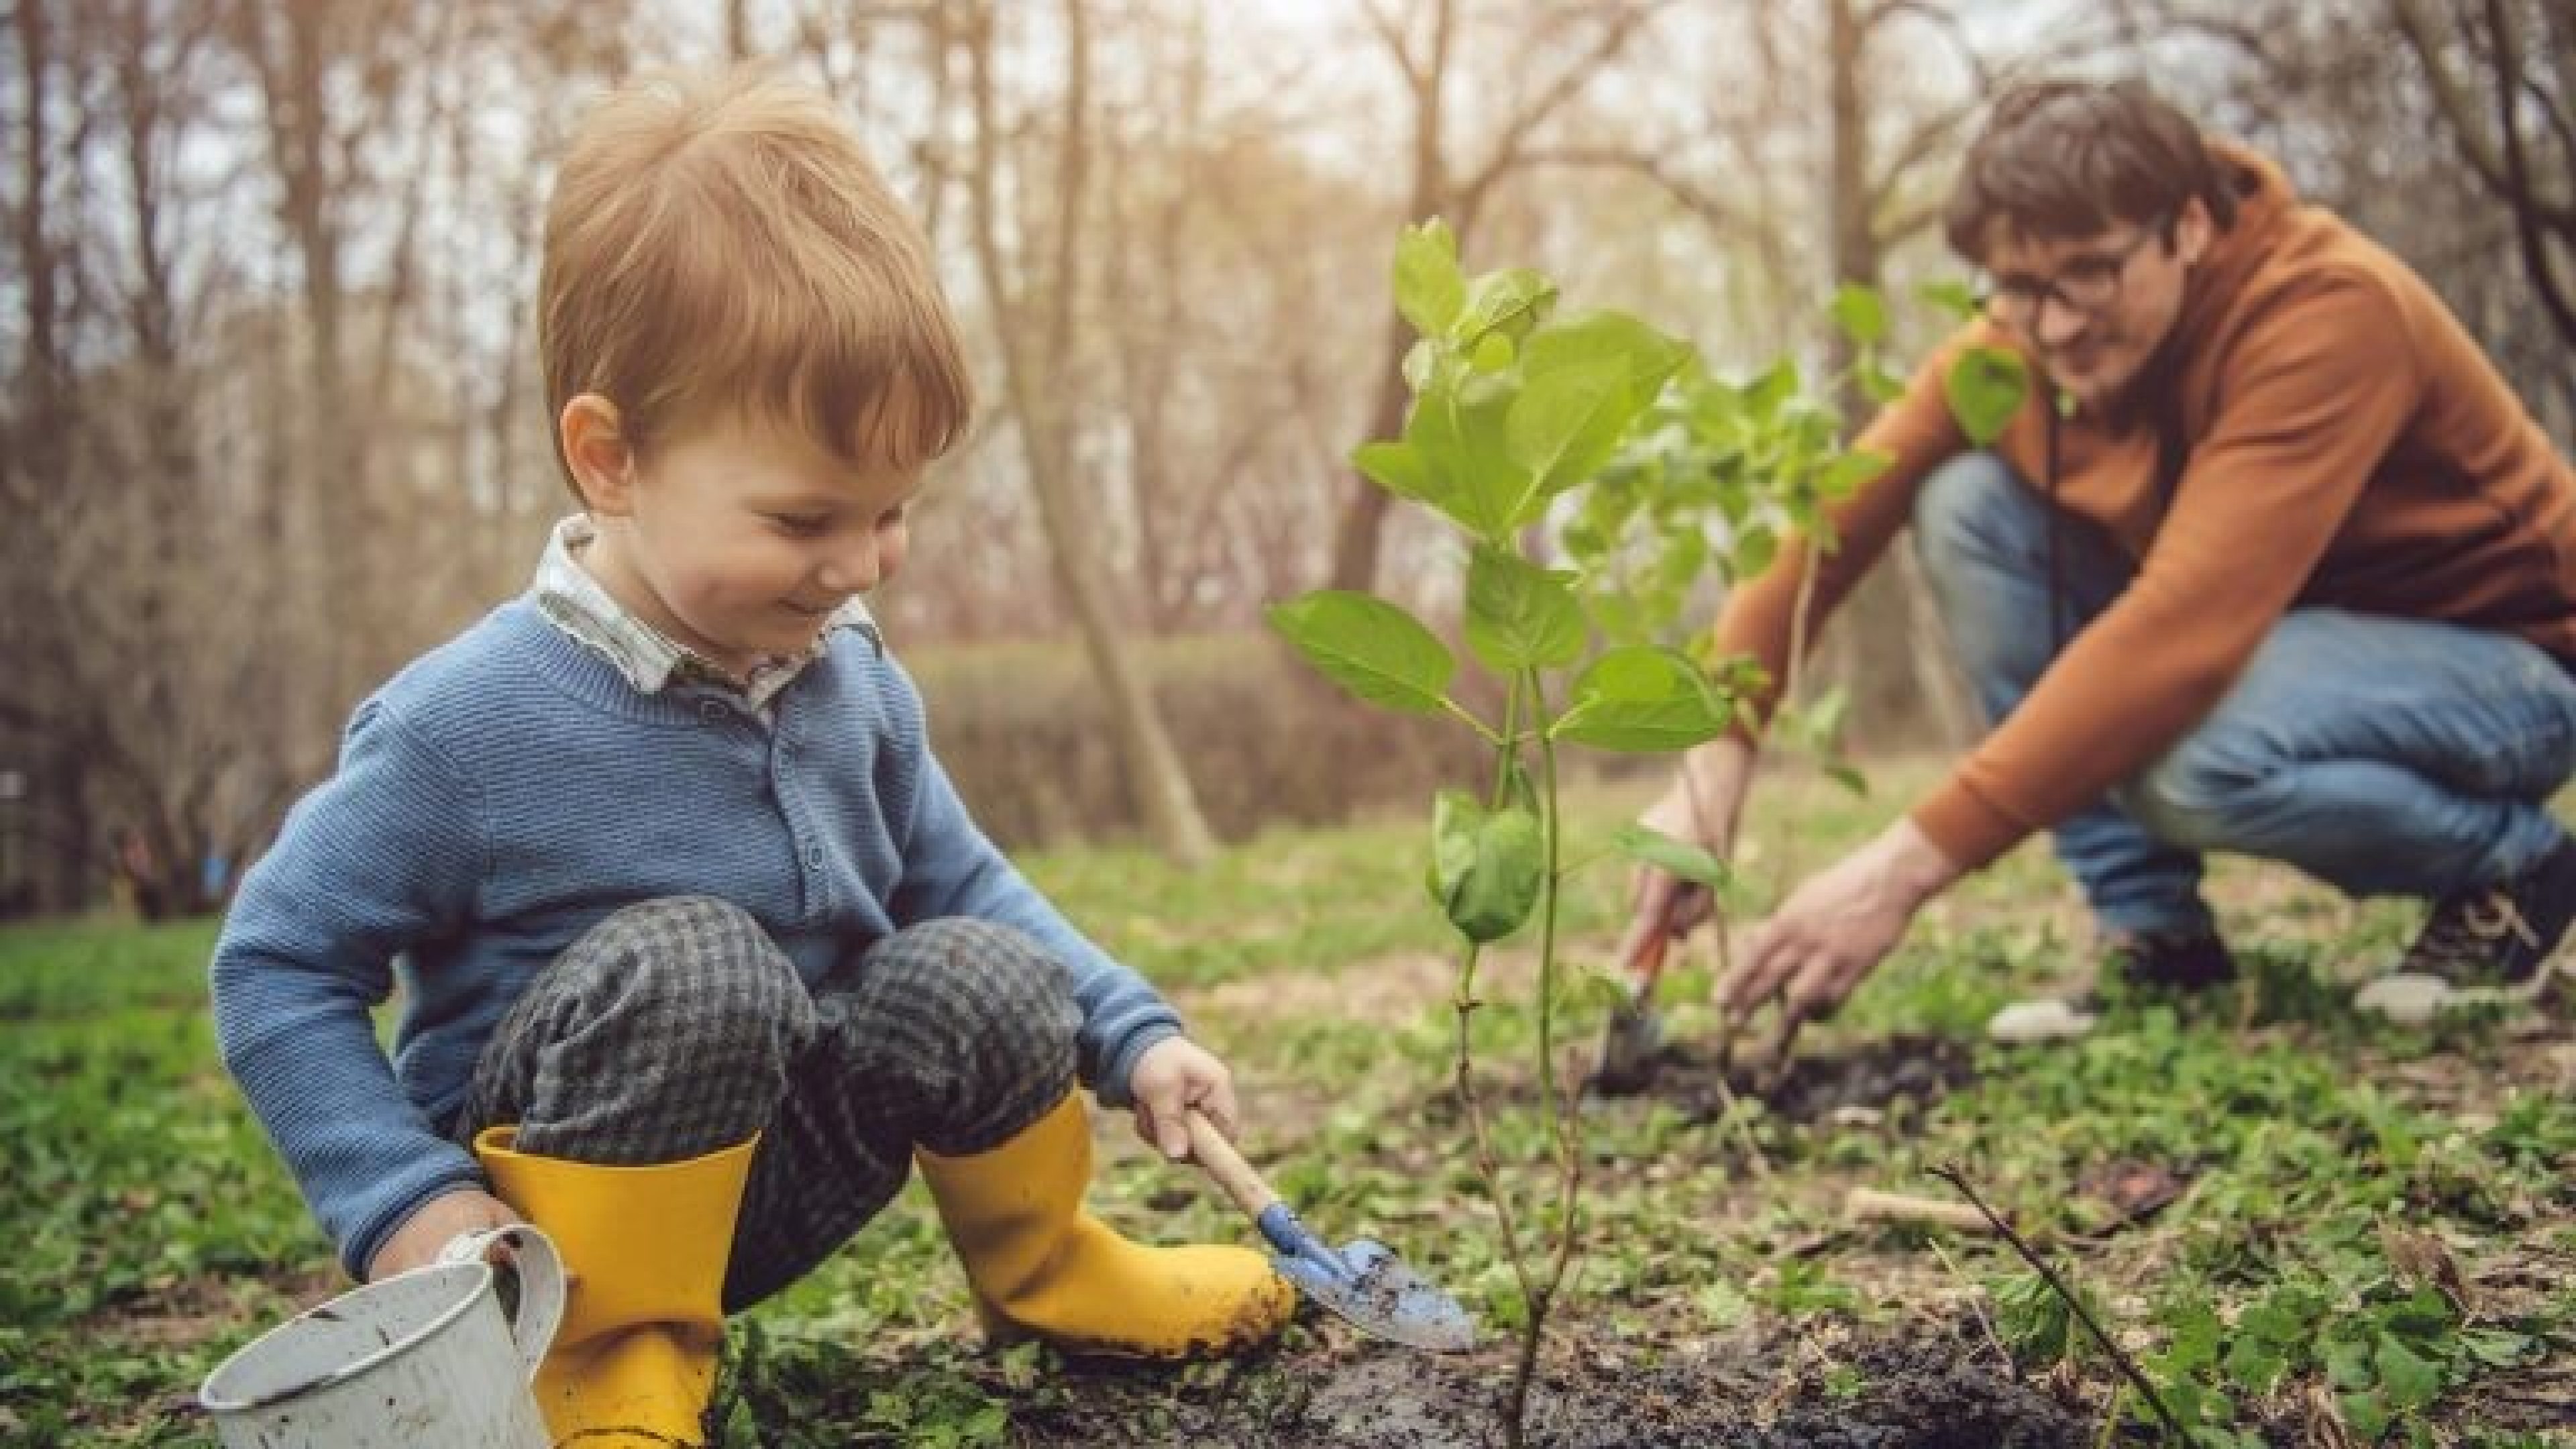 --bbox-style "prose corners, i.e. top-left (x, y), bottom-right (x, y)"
top-left (1943, 78), bottom-right (2241, 262)
top-left (539, 68), bottom-right (972, 497)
